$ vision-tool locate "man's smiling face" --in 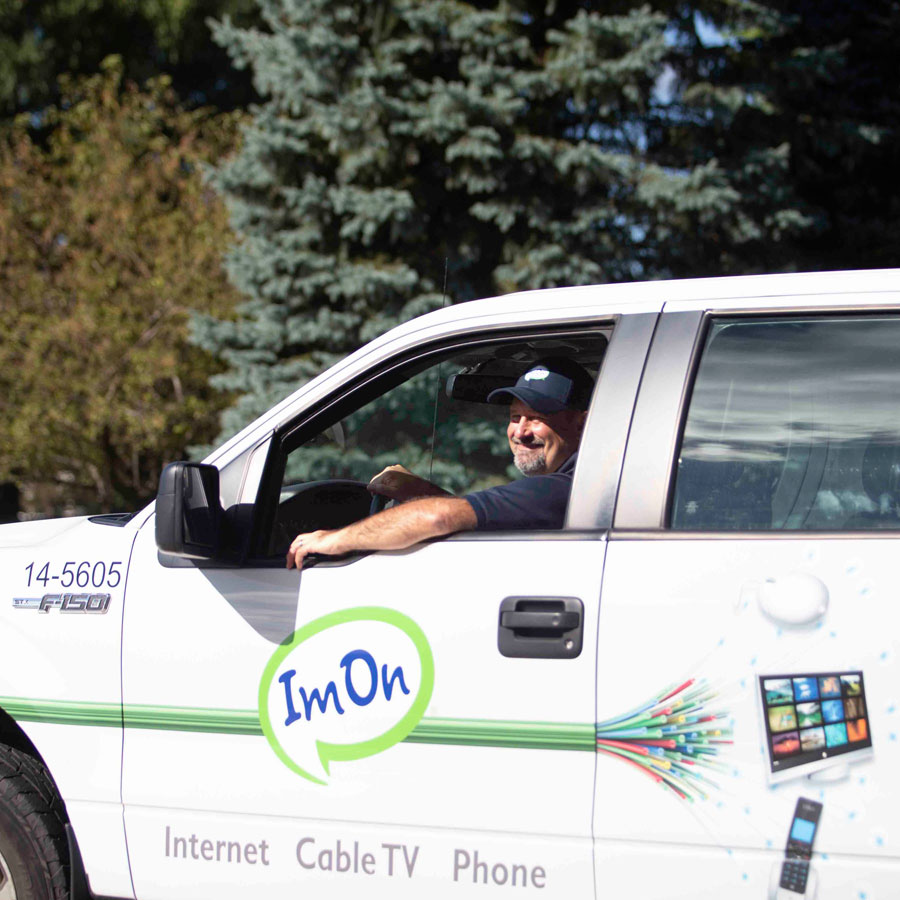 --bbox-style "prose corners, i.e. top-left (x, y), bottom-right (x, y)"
top-left (507, 398), bottom-right (587, 476)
